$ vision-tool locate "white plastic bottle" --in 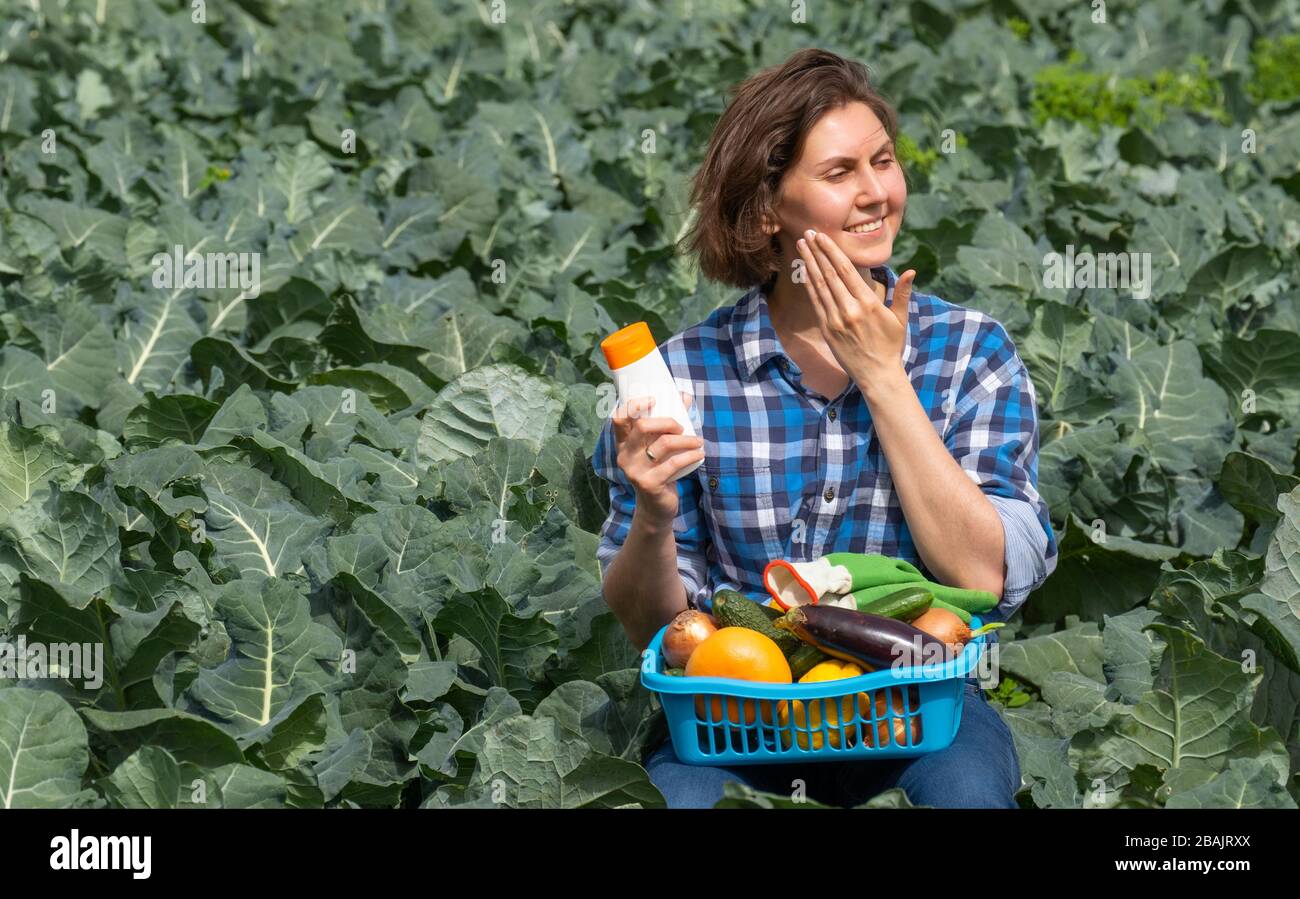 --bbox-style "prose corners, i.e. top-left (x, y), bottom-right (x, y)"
top-left (601, 321), bottom-right (703, 480)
